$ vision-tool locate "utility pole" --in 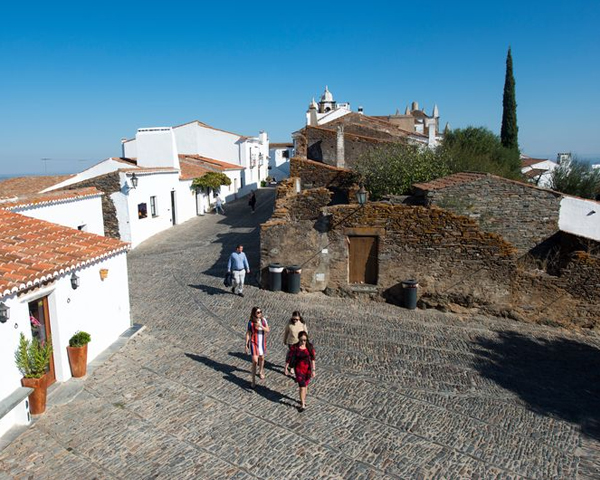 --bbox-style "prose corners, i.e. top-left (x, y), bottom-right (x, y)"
top-left (41, 158), bottom-right (51, 175)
